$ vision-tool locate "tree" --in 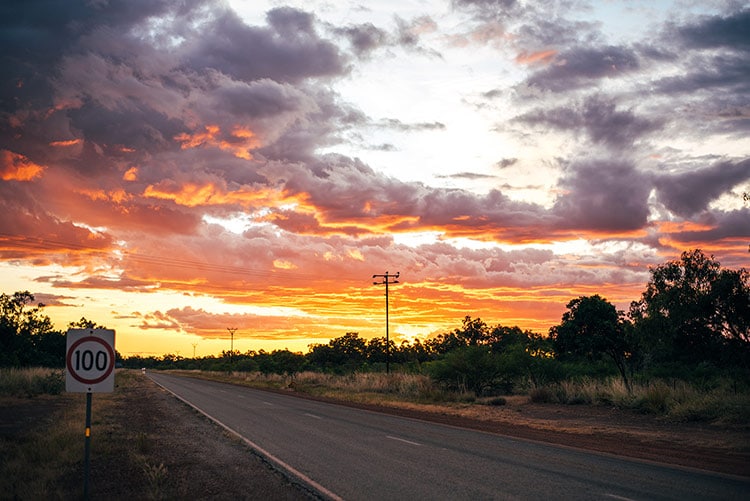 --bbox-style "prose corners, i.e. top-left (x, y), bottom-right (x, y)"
top-left (68, 317), bottom-right (107, 329)
top-left (550, 295), bottom-right (632, 391)
top-left (428, 345), bottom-right (502, 395)
top-left (307, 332), bottom-right (366, 372)
top-left (629, 250), bottom-right (750, 369)
top-left (0, 291), bottom-right (55, 367)
top-left (426, 316), bottom-right (490, 354)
